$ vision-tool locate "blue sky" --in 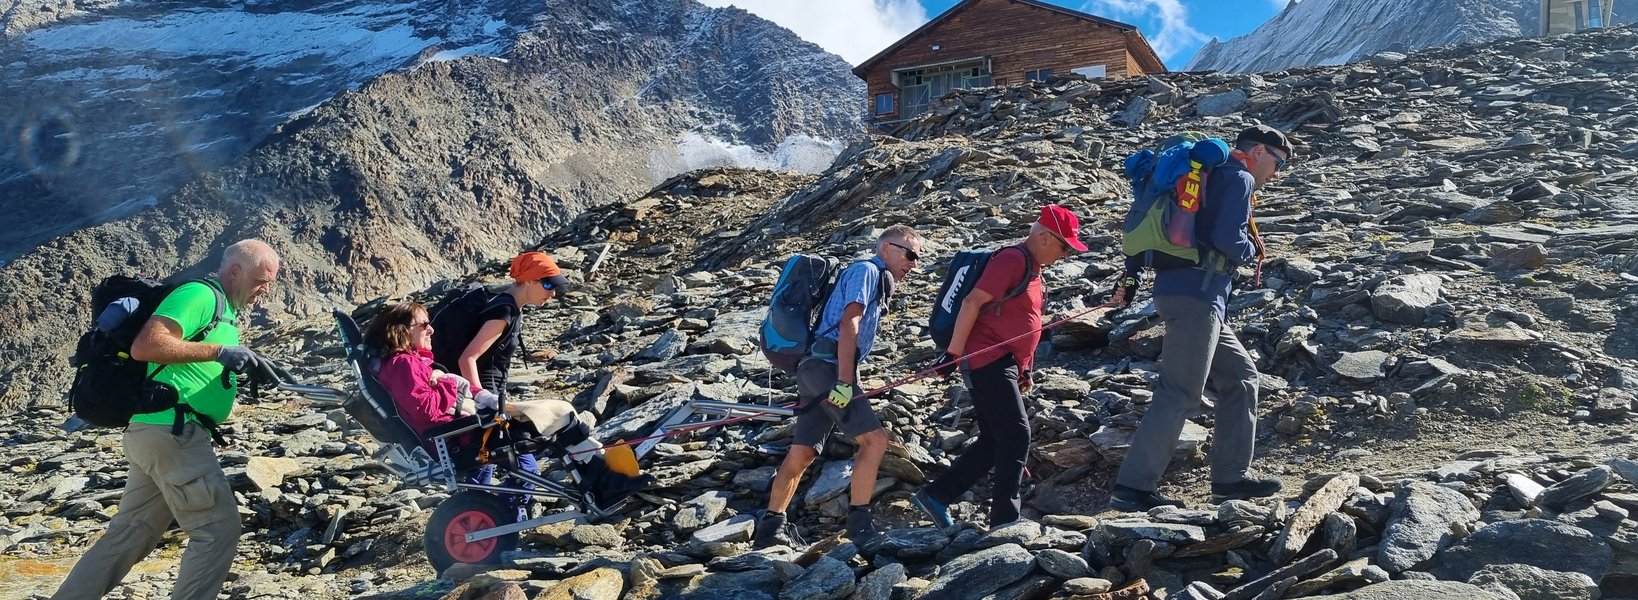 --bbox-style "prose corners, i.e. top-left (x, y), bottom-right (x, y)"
top-left (698, 0), bottom-right (1293, 70)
